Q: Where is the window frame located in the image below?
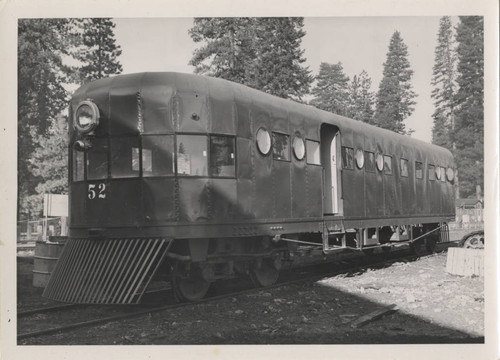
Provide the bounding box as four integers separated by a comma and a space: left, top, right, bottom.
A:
209, 134, 237, 178
400, 158, 409, 177
341, 146, 355, 170
383, 155, 393, 175
415, 161, 424, 180
305, 139, 321, 166
364, 151, 376, 173
428, 164, 436, 181
175, 133, 209, 178
141, 133, 176, 178
271, 131, 291, 162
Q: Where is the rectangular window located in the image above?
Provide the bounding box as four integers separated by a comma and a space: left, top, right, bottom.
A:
440, 166, 447, 182
306, 140, 321, 165
87, 137, 108, 180
110, 137, 140, 178
341, 146, 354, 169
384, 155, 392, 175
365, 151, 375, 172
72, 149, 84, 182
428, 164, 436, 180
415, 161, 423, 179
272, 132, 290, 161
177, 135, 208, 176
400, 158, 409, 177
210, 136, 236, 177
142, 135, 175, 177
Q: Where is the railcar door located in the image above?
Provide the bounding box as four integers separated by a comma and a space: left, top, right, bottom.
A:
330, 135, 338, 213
320, 124, 341, 215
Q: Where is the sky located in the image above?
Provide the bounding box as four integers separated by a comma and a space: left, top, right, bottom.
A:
112, 17, 455, 143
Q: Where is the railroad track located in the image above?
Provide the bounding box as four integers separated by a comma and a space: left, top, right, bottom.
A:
18, 243, 454, 343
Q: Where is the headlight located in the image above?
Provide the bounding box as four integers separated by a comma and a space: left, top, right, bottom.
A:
74, 100, 100, 133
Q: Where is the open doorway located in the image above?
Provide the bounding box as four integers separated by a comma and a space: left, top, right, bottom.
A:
320, 124, 341, 215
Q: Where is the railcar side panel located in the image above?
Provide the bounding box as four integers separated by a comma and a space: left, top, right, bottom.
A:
273, 161, 292, 219
208, 78, 236, 135
291, 151, 307, 218
109, 74, 143, 136
177, 178, 210, 223
141, 74, 176, 134
384, 139, 399, 216
107, 180, 142, 227
142, 178, 177, 222
363, 135, 378, 218
70, 182, 87, 226
211, 179, 238, 220
236, 138, 255, 219
306, 165, 323, 217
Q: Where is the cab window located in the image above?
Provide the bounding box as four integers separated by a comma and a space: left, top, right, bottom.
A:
87, 137, 108, 180
177, 135, 208, 176
210, 136, 236, 177
142, 135, 175, 177
72, 149, 84, 182
110, 137, 140, 178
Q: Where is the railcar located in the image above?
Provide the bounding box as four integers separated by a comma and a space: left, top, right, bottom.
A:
43, 72, 456, 303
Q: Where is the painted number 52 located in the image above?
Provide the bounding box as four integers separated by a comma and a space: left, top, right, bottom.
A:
88, 183, 106, 200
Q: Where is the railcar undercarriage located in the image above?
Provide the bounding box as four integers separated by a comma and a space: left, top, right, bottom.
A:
43, 222, 449, 304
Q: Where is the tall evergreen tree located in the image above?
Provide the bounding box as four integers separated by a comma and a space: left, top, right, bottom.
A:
431, 16, 457, 149
453, 16, 484, 198
189, 17, 312, 100
18, 19, 74, 219
373, 31, 417, 135
347, 70, 374, 123
310, 62, 350, 116
24, 116, 69, 218
75, 18, 123, 82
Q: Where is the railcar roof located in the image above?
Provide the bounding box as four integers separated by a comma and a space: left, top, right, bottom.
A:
73, 72, 452, 158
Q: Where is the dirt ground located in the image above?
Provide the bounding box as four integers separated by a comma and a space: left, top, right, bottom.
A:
18, 245, 484, 345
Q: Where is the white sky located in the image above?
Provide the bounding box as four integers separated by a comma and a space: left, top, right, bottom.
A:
113, 17, 456, 143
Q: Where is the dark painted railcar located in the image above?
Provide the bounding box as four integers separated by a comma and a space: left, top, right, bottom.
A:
44, 72, 455, 303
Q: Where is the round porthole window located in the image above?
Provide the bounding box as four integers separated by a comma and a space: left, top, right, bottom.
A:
292, 136, 305, 160
376, 153, 384, 171
446, 167, 454, 181
355, 149, 364, 169
256, 127, 271, 155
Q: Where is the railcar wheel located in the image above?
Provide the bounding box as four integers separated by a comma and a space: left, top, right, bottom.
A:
425, 238, 437, 253
410, 239, 425, 256
250, 258, 280, 287
459, 231, 484, 249
171, 263, 211, 302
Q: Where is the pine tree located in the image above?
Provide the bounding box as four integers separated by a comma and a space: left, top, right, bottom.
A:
75, 18, 123, 82
189, 17, 312, 100
18, 19, 74, 219
347, 70, 374, 123
431, 17, 457, 149
24, 116, 69, 218
453, 16, 484, 198
373, 31, 417, 134
310, 62, 350, 116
